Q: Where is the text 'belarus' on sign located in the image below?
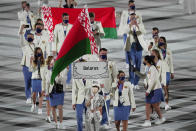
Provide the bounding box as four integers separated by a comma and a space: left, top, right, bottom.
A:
73, 61, 109, 79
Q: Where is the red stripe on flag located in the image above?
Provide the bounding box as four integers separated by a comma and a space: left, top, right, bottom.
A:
50, 7, 116, 29
56, 19, 89, 61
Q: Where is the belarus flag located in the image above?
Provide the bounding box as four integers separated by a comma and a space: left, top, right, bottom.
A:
42, 7, 117, 41
50, 8, 95, 84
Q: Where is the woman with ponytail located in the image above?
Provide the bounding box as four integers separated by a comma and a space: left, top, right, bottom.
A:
43, 56, 54, 123
158, 37, 174, 111
141, 55, 165, 127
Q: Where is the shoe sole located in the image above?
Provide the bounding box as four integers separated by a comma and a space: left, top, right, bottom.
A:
141, 125, 151, 127
155, 120, 166, 125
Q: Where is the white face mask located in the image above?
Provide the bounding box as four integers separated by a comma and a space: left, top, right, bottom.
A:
129, 10, 135, 15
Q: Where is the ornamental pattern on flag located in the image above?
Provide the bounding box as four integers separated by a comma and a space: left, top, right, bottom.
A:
78, 8, 98, 54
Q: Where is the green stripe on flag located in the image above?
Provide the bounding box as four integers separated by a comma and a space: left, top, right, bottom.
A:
51, 38, 91, 84
103, 28, 117, 39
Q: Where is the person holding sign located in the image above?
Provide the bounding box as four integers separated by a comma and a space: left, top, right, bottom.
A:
111, 70, 136, 131
98, 48, 118, 129
72, 58, 93, 131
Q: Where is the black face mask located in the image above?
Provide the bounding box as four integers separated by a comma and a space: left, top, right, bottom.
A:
27, 37, 34, 43
36, 28, 42, 33
150, 55, 155, 60
119, 76, 125, 81
63, 20, 69, 24
100, 55, 107, 60
143, 62, 146, 66
130, 5, 135, 10
36, 53, 42, 57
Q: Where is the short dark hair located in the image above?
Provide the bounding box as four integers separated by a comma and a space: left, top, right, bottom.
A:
144, 55, 156, 67
89, 12, 95, 18
159, 36, 166, 43
27, 32, 34, 36
92, 85, 99, 89
99, 48, 107, 53
128, 0, 135, 4
26, 3, 30, 7
35, 23, 43, 27
22, 1, 27, 5
152, 27, 159, 33
130, 13, 136, 15
117, 70, 125, 78
37, 18, 42, 22
118, 70, 124, 75
62, 13, 69, 17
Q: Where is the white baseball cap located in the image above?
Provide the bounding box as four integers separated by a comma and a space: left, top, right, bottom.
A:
92, 80, 100, 88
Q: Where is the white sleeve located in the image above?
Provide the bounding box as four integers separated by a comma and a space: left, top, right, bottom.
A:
18, 11, 25, 21
137, 13, 146, 34
111, 62, 118, 83
98, 22, 105, 37
118, 11, 130, 36
72, 79, 77, 105
169, 50, 174, 74
19, 33, 26, 48
52, 26, 58, 52
128, 83, 136, 108
138, 34, 148, 52
41, 67, 46, 92
146, 68, 156, 93
45, 34, 50, 56
157, 61, 162, 81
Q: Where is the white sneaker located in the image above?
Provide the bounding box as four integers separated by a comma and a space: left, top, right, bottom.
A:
102, 124, 111, 129
155, 117, 166, 125
165, 104, 171, 111
150, 112, 159, 120
46, 116, 51, 123
135, 85, 140, 90
142, 120, 151, 127
126, 64, 129, 69
38, 108, 42, 115
26, 98, 31, 104
54, 122, 58, 129
31, 104, 36, 112
59, 122, 65, 129
160, 102, 165, 109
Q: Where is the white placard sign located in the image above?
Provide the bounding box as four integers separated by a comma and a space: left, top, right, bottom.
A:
73, 61, 109, 79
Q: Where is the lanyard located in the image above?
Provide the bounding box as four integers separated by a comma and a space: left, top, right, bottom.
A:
118, 82, 124, 92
